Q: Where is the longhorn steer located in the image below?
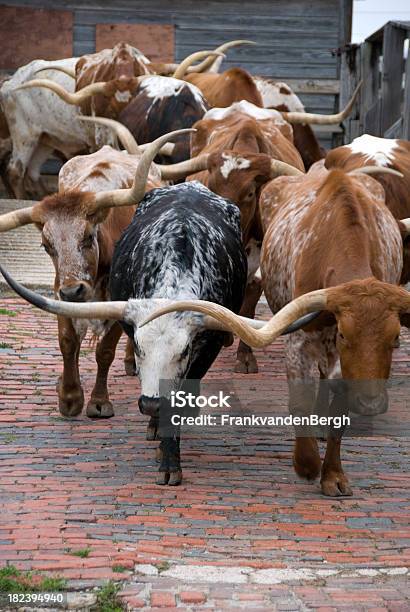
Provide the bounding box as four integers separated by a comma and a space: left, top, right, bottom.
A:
118, 76, 208, 164
161, 100, 305, 373
0, 130, 184, 418
254, 77, 326, 170
1, 180, 248, 486
143, 164, 410, 496
177, 66, 263, 108
172, 93, 360, 368
0, 58, 123, 198
74, 42, 151, 118
326, 134, 410, 283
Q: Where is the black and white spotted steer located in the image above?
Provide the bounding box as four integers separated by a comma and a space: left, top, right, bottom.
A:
1, 181, 247, 486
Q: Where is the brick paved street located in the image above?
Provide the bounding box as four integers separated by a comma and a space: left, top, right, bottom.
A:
0, 298, 409, 610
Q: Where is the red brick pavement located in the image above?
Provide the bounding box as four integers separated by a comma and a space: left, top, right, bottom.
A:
0, 298, 409, 610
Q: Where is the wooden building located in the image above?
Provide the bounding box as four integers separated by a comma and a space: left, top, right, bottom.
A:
0, 0, 353, 147
340, 21, 410, 143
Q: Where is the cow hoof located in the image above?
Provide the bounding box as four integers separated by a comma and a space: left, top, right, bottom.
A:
321, 472, 353, 497
155, 446, 163, 463
146, 418, 159, 441
234, 353, 258, 374
156, 471, 169, 485
156, 471, 182, 486
86, 399, 115, 419
168, 471, 182, 486
57, 380, 84, 417
124, 359, 136, 376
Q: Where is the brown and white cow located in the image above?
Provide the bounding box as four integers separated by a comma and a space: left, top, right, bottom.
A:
0, 129, 188, 419
325, 134, 410, 283
73, 43, 151, 117
143, 163, 410, 496
254, 77, 326, 170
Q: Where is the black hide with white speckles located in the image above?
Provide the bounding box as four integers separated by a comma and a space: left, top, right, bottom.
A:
110, 181, 247, 379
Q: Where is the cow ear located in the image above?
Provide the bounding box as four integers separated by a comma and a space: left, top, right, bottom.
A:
254, 154, 275, 184
207, 152, 221, 171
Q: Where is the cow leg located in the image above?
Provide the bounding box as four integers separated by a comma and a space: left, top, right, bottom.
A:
6, 138, 39, 199
320, 389, 352, 496
147, 416, 159, 441
57, 316, 84, 417
124, 336, 136, 376
235, 277, 262, 374
286, 331, 322, 480
156, 432, 182, 486
87, 322, 122, 419
25, 144, 55, 198
321, 437, 352, 496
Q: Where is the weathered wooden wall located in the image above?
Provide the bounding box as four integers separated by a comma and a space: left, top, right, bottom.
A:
1, 0, 352, 147
95, 24, 174, 63
0, 5, 73, 69
340, 21, 410, 142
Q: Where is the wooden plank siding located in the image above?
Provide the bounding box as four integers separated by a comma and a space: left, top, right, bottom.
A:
340, 20, 410, 142
95, 24, 174, 63
0, 5, 73, 69
1, 0, 352, 147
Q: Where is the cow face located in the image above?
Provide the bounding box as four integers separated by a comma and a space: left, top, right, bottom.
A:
75, 42, 151, 117
327, 282, 405, 415
207, 151, 272, 236
123, 301, 201, 416
35, 192, 109, 302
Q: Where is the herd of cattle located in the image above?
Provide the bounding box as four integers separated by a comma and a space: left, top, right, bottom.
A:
1, 40, 410, 495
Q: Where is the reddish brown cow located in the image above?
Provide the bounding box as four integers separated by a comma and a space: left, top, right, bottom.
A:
177, 67, 263, 108
143, 163, 410, 496
0, 130, 183, 418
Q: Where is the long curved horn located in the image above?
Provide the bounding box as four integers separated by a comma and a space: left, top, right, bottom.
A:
281, 81, 362, 125
201, 310, 320, 333
34, 65, 76, 78
270, 160, 305, 178
348, 166, 404, 179
192, 40, 256, 73
78, 115, 140, 154
16, 78, 111, 105
149, 142, 175, 156
0, 265, 127, 320
140, 290, 327, 348
93, 128, 196, 210
173, 51, 225, 80
151, 40, 255, 75
157, 154, 210, 180
0, 206, 35, 232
